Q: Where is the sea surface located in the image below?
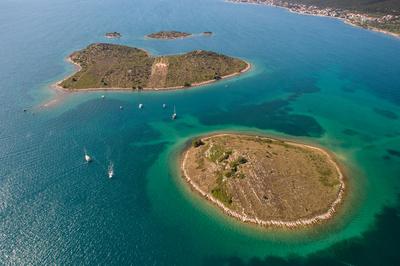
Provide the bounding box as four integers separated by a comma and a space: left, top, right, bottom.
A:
1, 0, 400, 265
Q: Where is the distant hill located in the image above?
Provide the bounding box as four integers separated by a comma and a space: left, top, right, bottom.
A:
285, 0, 400, 14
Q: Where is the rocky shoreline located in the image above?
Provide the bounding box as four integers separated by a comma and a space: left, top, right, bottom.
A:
181, 133, 346, 228
57, 43, 250, 90
54, 54, 251, 92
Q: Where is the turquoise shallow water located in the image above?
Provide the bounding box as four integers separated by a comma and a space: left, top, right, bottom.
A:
1, 0, 400, 265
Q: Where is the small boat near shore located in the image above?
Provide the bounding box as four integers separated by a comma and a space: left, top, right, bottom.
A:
139, 103, 144, 109
171, 105, 177, 120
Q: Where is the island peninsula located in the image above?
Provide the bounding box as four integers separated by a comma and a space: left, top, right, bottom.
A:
181, 133, 346, 228
57, 43, 250, 91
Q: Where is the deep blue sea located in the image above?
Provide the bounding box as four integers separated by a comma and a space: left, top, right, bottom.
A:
1, 0, 400, 265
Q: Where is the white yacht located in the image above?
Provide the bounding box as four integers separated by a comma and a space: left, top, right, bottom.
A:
171, 106, 177, 120
138, 103, 144, 109
108, 162, 114, 178
85, 153, 92, 163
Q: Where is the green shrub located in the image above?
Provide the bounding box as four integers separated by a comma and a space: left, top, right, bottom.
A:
218, 152, 230, 162
211, 187, 232, 205
192, 138, 205, 148
224, 170, 233, 178
208, 145, 224, 162
238, 156, 247, 164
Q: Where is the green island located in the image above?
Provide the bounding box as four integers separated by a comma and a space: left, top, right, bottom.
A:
58, 43, 250, 90
181, 133, 346, 228
146, 31, 192, 39
104, 32, 121, 38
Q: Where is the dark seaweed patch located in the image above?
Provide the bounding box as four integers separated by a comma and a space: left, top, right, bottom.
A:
286, 86, 320, 102
201, 98, 324, 137
286, 85, 320, 94
201, 82, 325, 137
203, 195, 400, 266
341, 85, 356, 93
382, 155, 391, 160
374, 108, 398, 120
342, 129, 359, 136
387, 149, 400, 157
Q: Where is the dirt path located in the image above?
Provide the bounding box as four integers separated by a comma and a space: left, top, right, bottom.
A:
147, 57, 169, 88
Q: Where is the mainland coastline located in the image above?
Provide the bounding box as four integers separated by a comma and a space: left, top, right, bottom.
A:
180, 133, 346, 228
227, 0, 400, 38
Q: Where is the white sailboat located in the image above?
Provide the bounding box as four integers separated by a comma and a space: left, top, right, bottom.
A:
108, 162, 114, 178
171, 105, 177, 120
84, 150, 92, 163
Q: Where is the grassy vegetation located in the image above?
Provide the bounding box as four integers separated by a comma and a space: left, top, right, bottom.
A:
210, 170, 233, 205
221, 155, 247, 178
192, 138, 205, 148
165, 50, 248, 87
229, 156, 247, 172
146, 31, 191, 39
211, 186, 233, 205
184, 134, 344, 223
61, 43, 152, 89
307, 153, 339, 187
208, 145, 226, 162
60, 43, 248, 90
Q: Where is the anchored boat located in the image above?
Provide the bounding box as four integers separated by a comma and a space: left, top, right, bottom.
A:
108, 162, 114, 178
172, 105, 177, 120
84, 152, 92, 163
